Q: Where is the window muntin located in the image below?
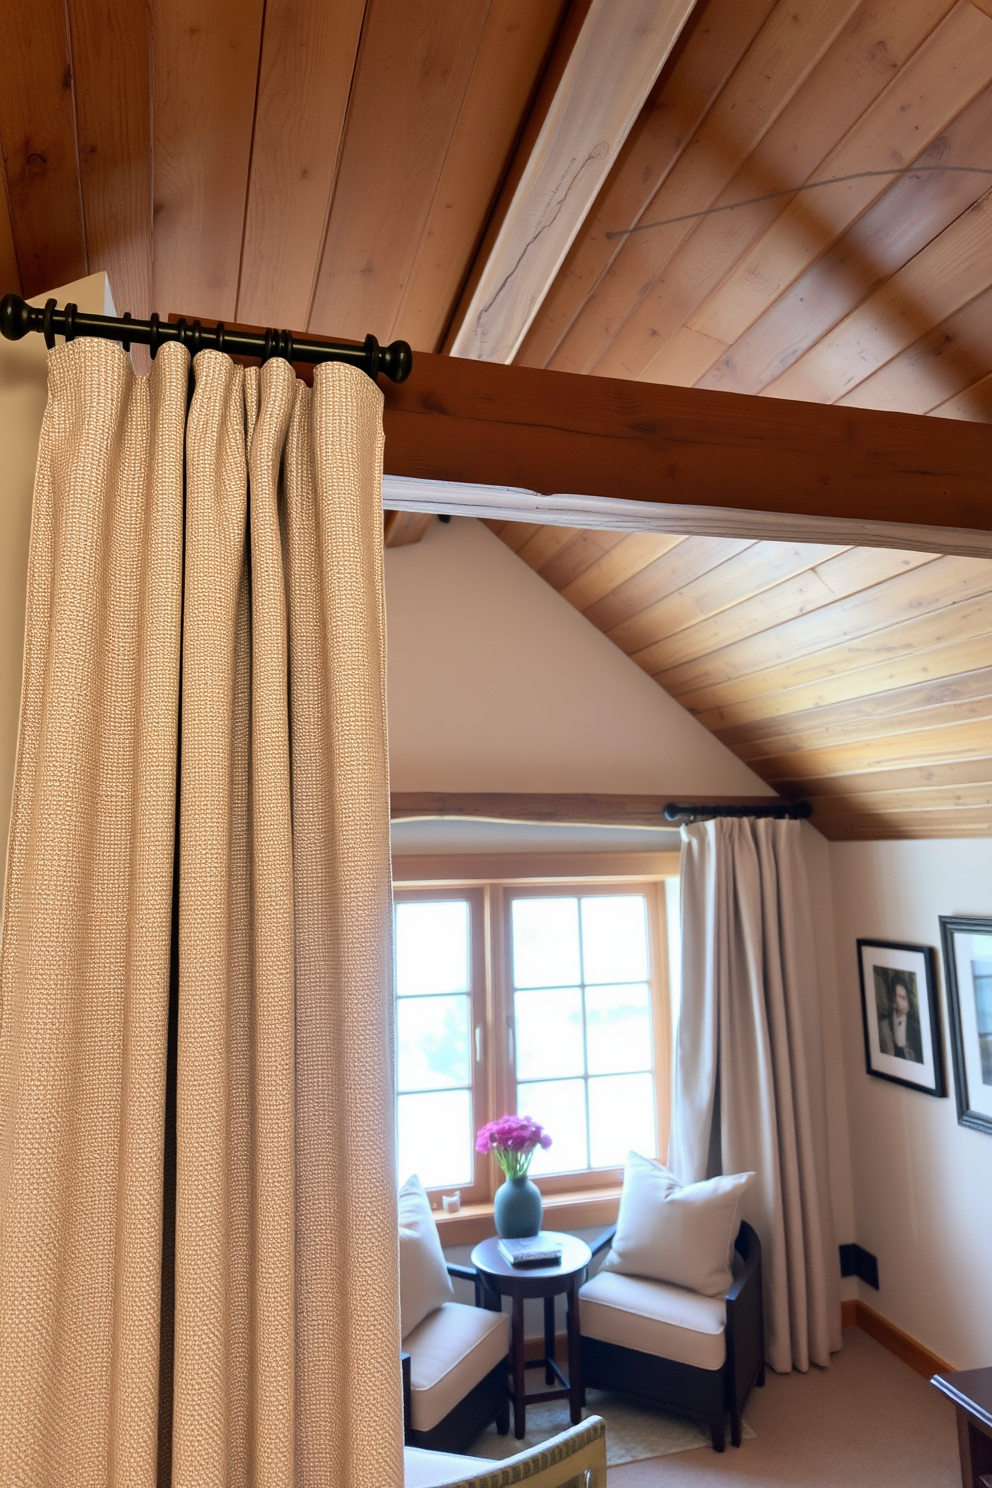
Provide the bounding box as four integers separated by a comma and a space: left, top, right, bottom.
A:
392, 875, 672, 1205
509, 892, 657, 1177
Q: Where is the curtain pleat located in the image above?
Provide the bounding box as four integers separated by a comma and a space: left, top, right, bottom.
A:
0, 339, 187, 1485
0, 341, 402, 1486
282, 365, 399, 1488
669, 817, 841, 1374
173, 353, 402, 1486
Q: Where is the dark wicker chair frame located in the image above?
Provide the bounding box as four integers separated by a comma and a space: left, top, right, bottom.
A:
580, 1219, 765, 1452
402, 1261, 510, 1454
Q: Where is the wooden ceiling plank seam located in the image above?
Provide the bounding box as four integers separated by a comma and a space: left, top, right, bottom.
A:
696, 76, 992, 398
306, 0, 492, 343
514, 0, 778, 371
0, 0, 86, 294
778, 756, 992, 797
754, 718, 992, 778
151, 0, 266, 321
596, 0, 960, 385
392, 0, 567, 352
835, 280, 992, 415
808, 783, 992, 810
694, 636, 992, 730
812, 810, 992, 841
556, 532, 689, 612
448, 0, 699, 364
685, 0, 992, 355
711, 662, 992, 746
68, 0, 153, 321
765, 185, 992, 405
930, 367, 992, 421
491, 520, 545, 555
628, 546, 943, 676
534, 527, 631, 591
650, 557, 992, 697
547, 0, 865, 377
734, 692, 992, 760
0, 133, 20, 297
514, 523, 585, 573
675, 598, 992, 717
598, 539, 850, 654
235, 0, 367, 329
582, 534, 754, 633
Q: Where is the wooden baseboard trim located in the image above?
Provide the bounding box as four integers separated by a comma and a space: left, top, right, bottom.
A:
843, 1299, 953, 1378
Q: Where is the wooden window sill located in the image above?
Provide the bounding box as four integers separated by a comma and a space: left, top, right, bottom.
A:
434, 1186, 621, 1248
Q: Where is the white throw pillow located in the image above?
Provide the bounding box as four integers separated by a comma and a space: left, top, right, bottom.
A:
399, 1174, 454, 1338
601, 1151, 754, 1298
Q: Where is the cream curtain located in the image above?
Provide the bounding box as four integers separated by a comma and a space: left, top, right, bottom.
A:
0, 339, 402, 1486
668, 818, 841, 1374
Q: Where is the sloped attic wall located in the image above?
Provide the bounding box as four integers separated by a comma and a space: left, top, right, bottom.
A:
383, 516, 775, 797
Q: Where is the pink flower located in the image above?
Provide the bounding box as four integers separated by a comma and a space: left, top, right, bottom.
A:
475, 1114, 552, 1177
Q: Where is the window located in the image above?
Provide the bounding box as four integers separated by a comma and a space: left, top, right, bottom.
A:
393, 861, 675, 1205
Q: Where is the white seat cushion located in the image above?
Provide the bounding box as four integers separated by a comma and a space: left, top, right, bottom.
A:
579, 1270, 726, 1371
405, 1302, 510, 1432
404, 1446, 490, 1487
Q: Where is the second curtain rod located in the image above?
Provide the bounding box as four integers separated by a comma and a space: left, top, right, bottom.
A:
0, 294, 413, 384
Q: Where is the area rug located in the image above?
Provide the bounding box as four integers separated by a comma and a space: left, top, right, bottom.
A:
468, 1390, 755, 1467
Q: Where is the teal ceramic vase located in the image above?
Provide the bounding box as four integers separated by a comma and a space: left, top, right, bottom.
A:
494, 1174, 543, 1238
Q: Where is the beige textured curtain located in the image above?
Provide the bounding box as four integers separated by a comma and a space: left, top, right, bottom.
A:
0, 340, 402, 1486
668, 818, 841, 1374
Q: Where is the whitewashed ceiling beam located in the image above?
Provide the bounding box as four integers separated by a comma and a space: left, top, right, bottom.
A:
448, 0, 699, 364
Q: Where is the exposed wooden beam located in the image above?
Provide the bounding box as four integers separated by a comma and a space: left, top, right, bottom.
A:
381, 350, 992, 545
390, 792, 779, 826
448, 0, 698, 364
173, 314, 992, 548
383, 511, 434, 548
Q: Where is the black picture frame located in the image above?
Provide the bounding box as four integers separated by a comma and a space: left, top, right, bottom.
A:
940, 916, 992, 1136
856, 938, 945, 1097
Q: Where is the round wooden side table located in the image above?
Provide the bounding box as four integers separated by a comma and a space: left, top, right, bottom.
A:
471, 1230, 592, 1439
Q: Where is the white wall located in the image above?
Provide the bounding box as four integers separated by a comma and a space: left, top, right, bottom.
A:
830, 837, 992, 1367
384, 516, 775, 796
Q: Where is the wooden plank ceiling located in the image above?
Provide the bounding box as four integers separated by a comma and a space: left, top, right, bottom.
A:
0, 0, 989, 839
484, 520, 992, 840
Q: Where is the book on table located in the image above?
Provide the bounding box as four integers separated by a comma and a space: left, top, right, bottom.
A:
498, 1236, 562, 1268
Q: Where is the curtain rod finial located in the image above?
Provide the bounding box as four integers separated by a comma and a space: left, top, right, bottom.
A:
0, 293, 31, 342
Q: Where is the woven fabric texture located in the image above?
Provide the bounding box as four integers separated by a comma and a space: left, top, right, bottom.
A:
0, 340, 401, 1487
0, 338, 187, 1484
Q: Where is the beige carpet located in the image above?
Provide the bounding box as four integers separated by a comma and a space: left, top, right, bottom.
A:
608, 1326, 961, 1486
469, 1389, 754, 1467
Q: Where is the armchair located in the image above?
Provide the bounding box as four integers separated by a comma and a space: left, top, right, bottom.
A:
405, 1414, 605, 1488
579, 1220, 764, 1452
402, 1259, 511, 1454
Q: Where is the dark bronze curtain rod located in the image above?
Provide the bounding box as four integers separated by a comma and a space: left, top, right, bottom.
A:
664, 801, 812, 823
0, 294, 413, 383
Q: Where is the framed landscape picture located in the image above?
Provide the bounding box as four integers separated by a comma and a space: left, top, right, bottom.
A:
940, 917, 992, 1135
857, 939, 945, 1097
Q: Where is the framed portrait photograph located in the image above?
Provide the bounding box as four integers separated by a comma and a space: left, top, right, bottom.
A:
939, 916, 992, 1135
857, 939, 945, 1097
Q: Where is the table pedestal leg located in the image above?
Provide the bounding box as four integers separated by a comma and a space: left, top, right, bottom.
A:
566, 1281, 583, 1424
544, 1295, 556, 1385
512, 1292, 527, 1439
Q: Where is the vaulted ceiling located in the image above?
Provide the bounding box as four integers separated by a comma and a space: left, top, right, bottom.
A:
484, 521, 992, 841
1, 0, 989, 840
